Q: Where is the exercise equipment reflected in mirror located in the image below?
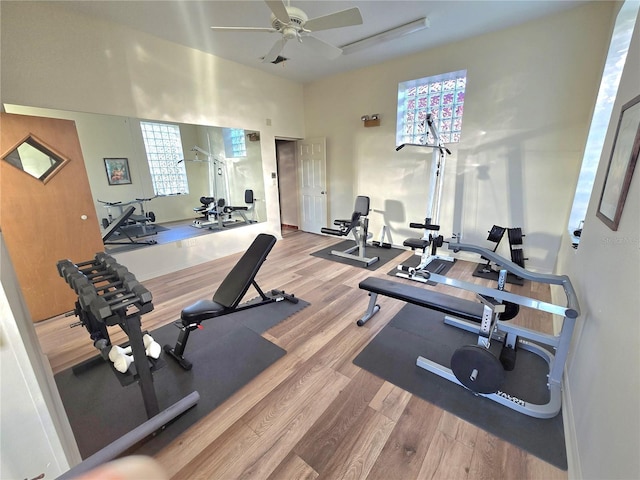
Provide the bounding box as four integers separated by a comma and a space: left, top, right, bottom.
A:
3, 104, 268, 250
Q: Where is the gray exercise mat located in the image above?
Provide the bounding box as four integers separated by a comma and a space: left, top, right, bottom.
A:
353, 303, 567, 470
311, 240, 405, 270
55, 298, 308, 459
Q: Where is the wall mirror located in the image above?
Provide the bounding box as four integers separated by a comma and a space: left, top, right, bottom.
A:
4, 105, 266, 251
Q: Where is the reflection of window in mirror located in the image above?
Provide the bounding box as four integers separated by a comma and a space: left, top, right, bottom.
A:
140, 121, 189, 195
223, 128, 247, 158
2, 136, 66, 183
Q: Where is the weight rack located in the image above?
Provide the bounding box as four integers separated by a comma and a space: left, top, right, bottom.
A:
56, 254, 199, 474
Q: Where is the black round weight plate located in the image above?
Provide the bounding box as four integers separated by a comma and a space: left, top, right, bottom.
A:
501, 301, 520, 321
487, 225, 506, 243
508, 228, 523, 245
102, 218, 110, 229
451, 345, 505, 394
511, 248, 525, 267
148, 211, 156, 223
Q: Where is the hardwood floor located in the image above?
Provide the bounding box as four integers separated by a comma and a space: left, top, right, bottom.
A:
36, 231, 568, 479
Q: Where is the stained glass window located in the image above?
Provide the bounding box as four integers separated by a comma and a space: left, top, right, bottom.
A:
140, 121, 189, 195
397, 69, 467, 146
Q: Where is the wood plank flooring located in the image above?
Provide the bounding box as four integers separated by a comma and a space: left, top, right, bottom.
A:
36, 230, 568, 479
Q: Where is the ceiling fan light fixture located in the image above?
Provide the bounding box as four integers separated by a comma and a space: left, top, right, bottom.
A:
341, 17, 430, 55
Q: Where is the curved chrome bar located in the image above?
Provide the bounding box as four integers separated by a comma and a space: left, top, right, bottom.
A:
446, 241, 580, 318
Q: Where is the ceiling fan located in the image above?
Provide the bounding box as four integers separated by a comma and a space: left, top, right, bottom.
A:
210, 0, 363, 63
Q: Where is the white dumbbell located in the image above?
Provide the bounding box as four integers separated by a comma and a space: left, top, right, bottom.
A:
122, 334, 161, 359
143, 334, 161, 359
108, 345, 134, 373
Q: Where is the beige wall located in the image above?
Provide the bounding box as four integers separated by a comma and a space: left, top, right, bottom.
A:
304, 2, 615, 272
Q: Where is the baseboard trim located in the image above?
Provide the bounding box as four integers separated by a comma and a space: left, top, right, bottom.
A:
281, 224, 298, 230
563, 376, 582, 479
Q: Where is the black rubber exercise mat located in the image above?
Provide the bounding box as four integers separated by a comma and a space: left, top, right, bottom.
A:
311, 240, 405, 270
55, 298, 308, 459
353, 303, 567, 470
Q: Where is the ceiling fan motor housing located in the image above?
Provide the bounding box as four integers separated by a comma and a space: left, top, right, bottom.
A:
271, 6, 308, 32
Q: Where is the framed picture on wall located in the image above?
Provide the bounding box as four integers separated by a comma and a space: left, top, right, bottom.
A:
596, 94, 640, 231
104, 157, 132, 185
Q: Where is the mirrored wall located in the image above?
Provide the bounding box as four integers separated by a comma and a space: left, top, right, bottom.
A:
4, 105, 267, 250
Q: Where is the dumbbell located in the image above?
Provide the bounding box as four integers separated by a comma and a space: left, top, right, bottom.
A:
76, 273, 142, 309
57, 253, 118, 282
84, 284, 153, 321
68, 263, 132, 293
79, 278, 152, 309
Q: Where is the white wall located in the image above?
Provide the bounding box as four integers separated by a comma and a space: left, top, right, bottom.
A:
0, 235, 80, 479
303, 2, 616, 272
555, 6, 640, 479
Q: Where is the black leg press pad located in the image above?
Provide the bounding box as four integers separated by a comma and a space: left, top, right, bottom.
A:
54, 297, 309, 460
353, 303, 567, 470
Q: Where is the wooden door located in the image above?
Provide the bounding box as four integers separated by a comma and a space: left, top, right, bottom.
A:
1, 113, 104, 322
297, 137, 327, 234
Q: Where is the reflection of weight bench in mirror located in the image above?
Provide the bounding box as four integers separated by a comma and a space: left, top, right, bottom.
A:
102, 206, 157, 246
321, 195, 379, 267
163, 233, 298, 370
99, 197, 157, 237
357, 241, 580, 419
56, 254, 199, 473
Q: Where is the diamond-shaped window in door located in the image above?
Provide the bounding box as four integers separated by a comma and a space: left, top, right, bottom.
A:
2, 135, 68, 183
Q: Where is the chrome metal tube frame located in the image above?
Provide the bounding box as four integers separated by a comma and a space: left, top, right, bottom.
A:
446, 242, 580, 318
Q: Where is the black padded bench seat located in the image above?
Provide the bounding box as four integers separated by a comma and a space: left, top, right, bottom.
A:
181, 300, 226, 324
403, 238, 429, 250
357, 276, 485, 325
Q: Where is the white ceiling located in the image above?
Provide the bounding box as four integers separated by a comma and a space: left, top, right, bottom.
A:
54, 0, 589, 84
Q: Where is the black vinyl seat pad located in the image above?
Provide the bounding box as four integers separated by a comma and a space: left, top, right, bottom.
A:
359, 277, 485, 322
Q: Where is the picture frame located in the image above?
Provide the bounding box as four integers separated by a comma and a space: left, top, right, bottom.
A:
596, 94, 640, 231
104, 157, 132, 185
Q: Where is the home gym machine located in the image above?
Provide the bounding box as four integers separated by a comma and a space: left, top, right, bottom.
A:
396, 114, 456, 282
56, 253, 199, 476
193, 190, 258, 230
321, 195, 379, 267
357, 240, 580, 419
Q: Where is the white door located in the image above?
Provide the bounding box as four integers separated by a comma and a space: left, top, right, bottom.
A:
297, 137, 327, 233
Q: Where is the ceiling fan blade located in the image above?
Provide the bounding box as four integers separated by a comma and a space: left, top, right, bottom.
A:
211, 26, 278, 33
301, 35, 343, 60
264, 0, 290, 23
304, 7, 363, 32
262, 38, 287, 63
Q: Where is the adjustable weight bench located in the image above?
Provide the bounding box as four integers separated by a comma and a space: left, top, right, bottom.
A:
163, 233, 297, 370
102, 205, 157, 246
